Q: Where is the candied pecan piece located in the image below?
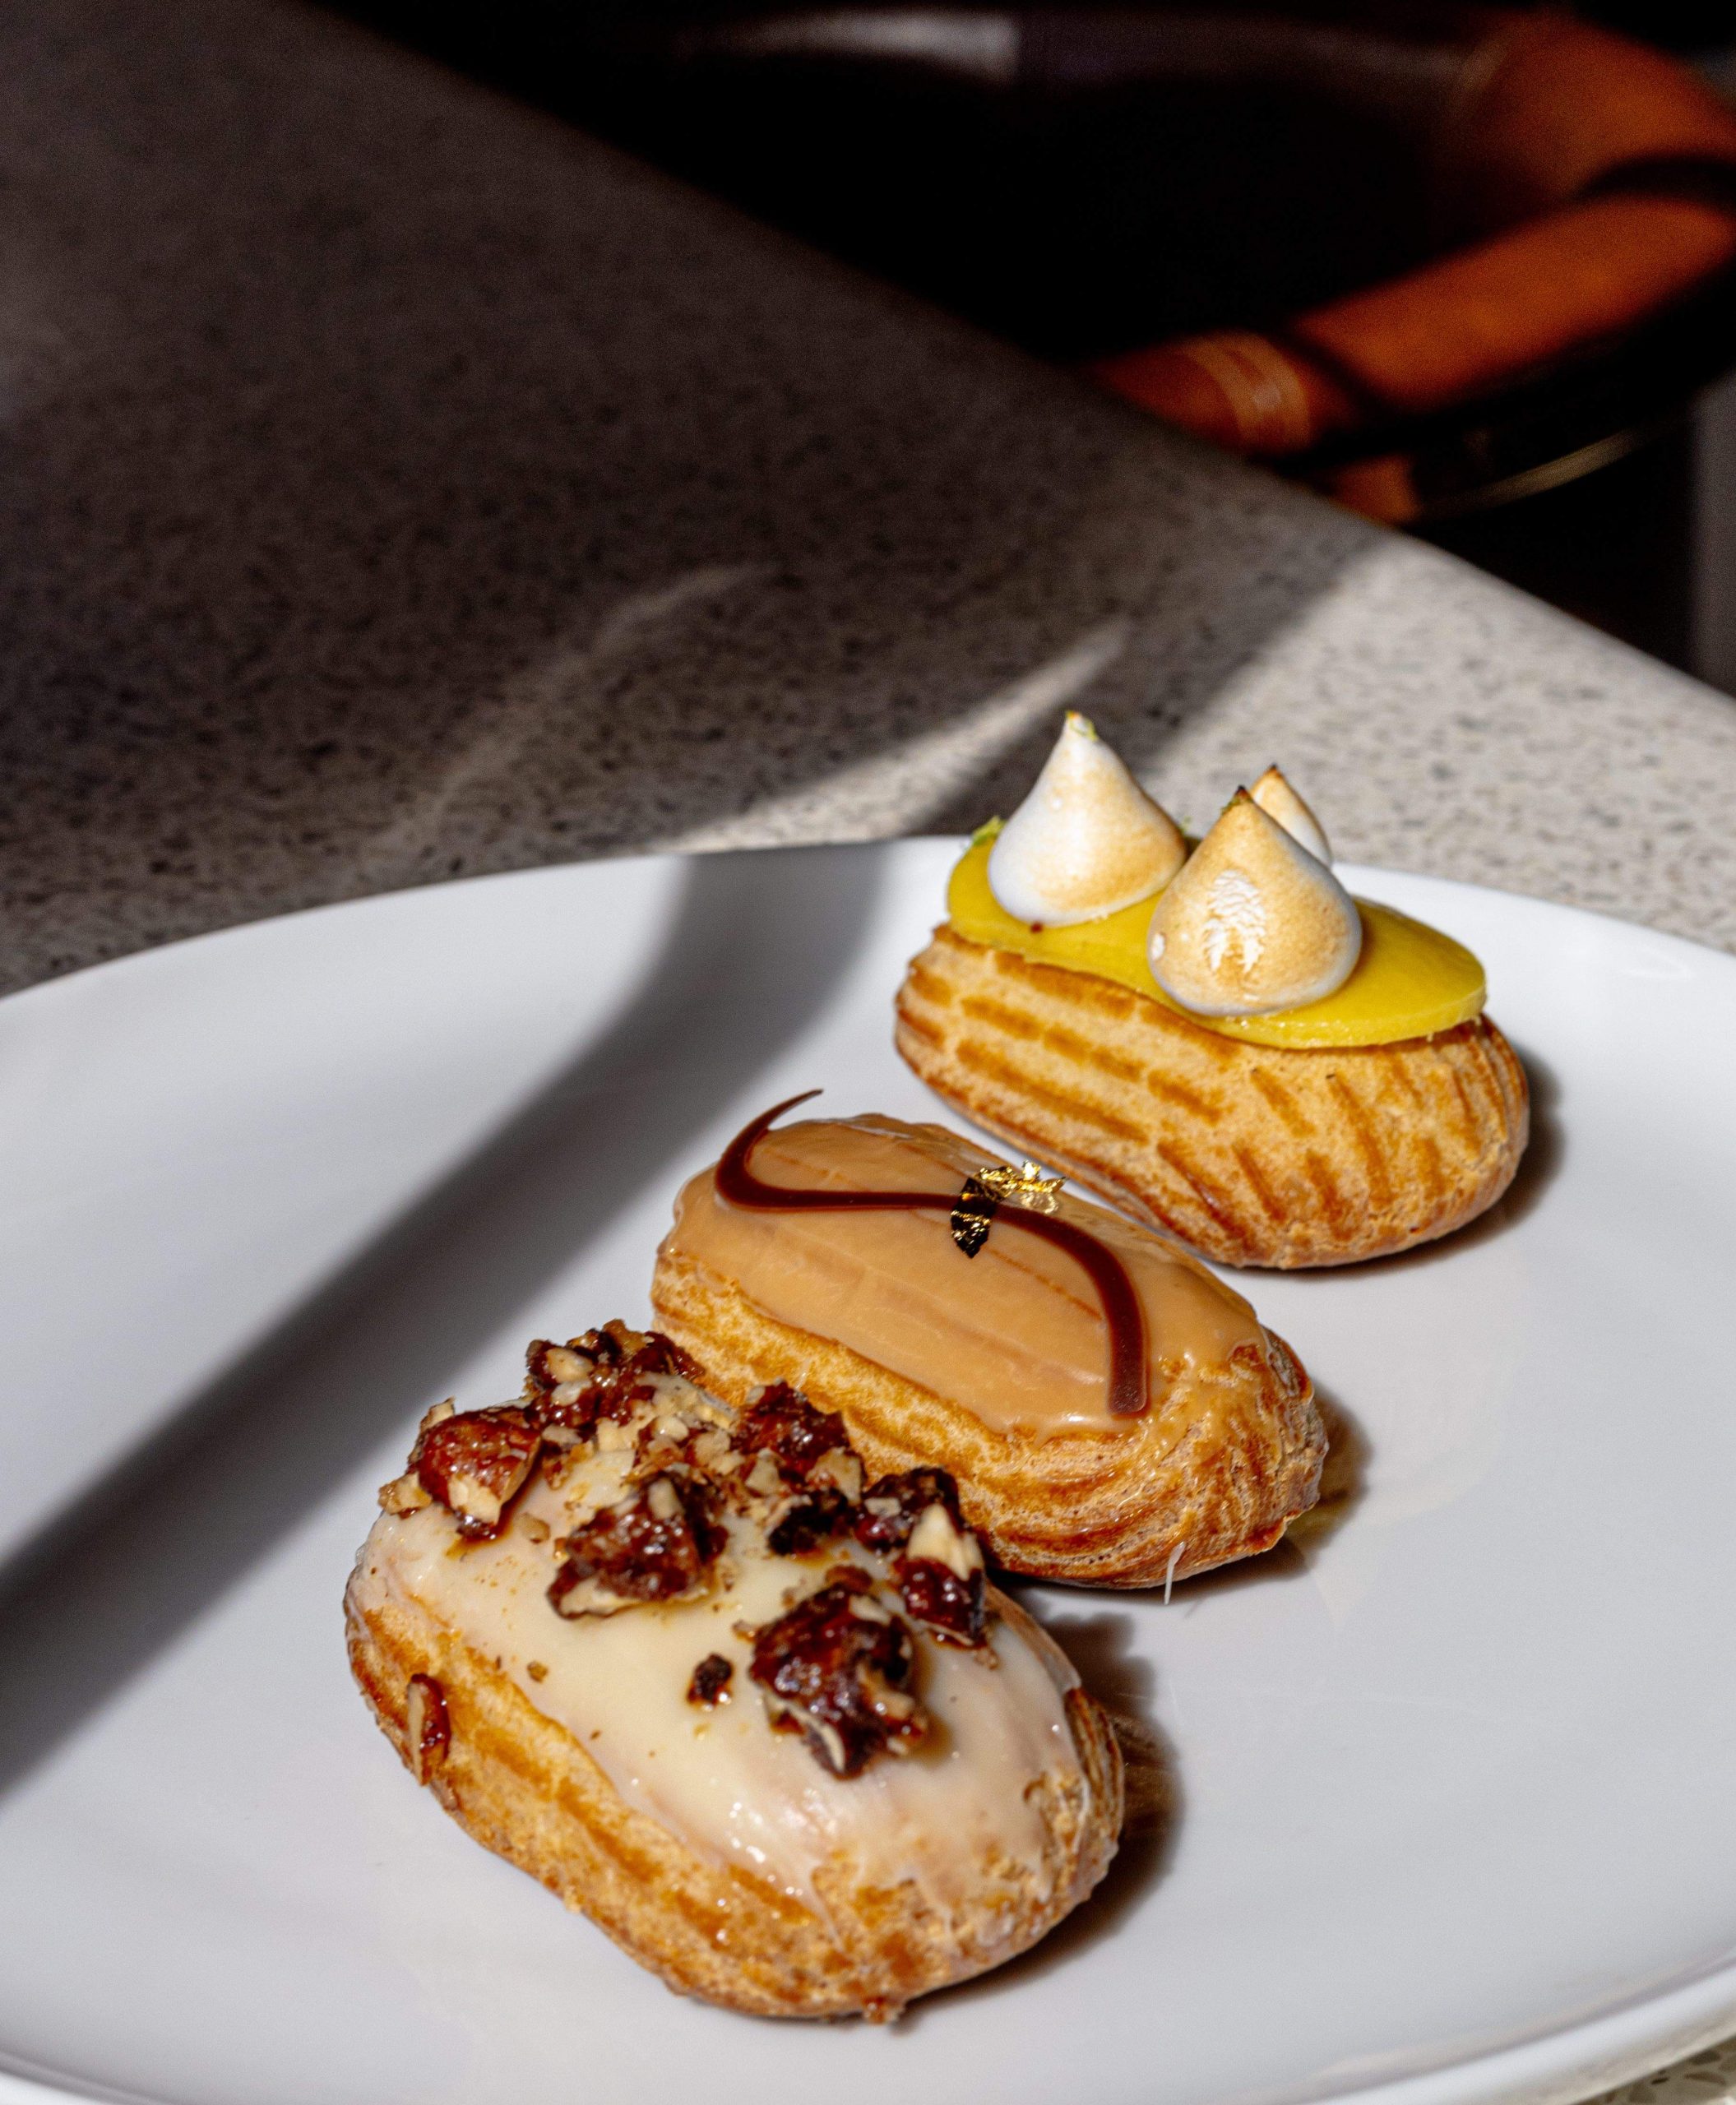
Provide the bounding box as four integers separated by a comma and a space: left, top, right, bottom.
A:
765, 1486, 853, 1557
634, 1407, 705, 1475
896, 1557, 988, 1647
853, 1466, 966, 1554
593, 1325, 703, 1402
525, 1339, 594, 1393
527, 1323, 703, 1436
377, 1469, 431, 1515
414, 1407, 540, 1538
687, 1654, 734, 1706
894, 1497, 987, 1645
523, 1331, 616, 1435
748, 1580, 926, 1776
548, 1472, 724, 1615
405, 1673, 450, 1783
734, 1384, 852, 1481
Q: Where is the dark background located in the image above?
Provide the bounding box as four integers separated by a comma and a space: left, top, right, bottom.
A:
322, 0, 1736, 689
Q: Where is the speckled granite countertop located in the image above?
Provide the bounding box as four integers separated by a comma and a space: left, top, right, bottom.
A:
2, 0, 1734, 1006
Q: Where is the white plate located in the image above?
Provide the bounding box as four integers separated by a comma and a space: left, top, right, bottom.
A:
3, 840, 1735, 2105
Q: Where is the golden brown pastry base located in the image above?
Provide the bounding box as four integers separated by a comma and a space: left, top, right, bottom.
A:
650, 1245, 1325, 1588
895, 927, 1528, 1270
345, 1576, 1121, 2020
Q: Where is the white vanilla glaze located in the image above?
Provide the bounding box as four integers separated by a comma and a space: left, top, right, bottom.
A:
661, 1117, 1271, 1435
1250, 765, 1333, 864
1146, 791, 1362, 1016
350, 1482, 1085, 1919
988, 711, 1185, 926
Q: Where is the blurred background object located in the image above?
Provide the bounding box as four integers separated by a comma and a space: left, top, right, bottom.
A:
329, 0, 1736, 682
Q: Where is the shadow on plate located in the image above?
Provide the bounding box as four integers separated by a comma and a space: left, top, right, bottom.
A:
922, 1386, 1366, 2015
1271, 1385, 1369, 1558
0, 845, 879, 1798
904, 1604, 1183, 2022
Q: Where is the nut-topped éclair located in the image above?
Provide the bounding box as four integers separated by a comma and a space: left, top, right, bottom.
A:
650, 1103, 1326, 1588
346, 1324, 1122, 2021
896, 721, 1528, 1268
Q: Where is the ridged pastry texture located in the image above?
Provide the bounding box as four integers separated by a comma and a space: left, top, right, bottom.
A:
651, 1242, 1325, 1589
895, 925, 1528, 1269
346, 1582, 1118, 2020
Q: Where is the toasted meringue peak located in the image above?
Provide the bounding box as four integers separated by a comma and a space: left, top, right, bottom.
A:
1146, 790, 1361, 1016
988, 712, 1186, 926
1250, 765, 1333, 865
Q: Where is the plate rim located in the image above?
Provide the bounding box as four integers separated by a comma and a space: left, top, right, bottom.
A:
2, 836, 1732, 1030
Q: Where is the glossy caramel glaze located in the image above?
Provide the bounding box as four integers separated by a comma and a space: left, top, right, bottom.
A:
670, 1114, 1261, 1436
714, 1092, 1149, 1416
653, 1115, 1326, 1586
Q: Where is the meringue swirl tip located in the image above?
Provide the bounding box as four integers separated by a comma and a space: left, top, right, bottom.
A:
987, 712, 1185, 928
1250, 765, 1333, 866
1146, 789, 1362, 1017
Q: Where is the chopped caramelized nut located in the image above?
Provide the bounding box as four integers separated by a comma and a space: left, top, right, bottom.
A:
635, 1415, 696, 1476
734, 1385, 850, 1480
807, 1449, 863, 1502
691, 1426, 734, 1470
405, 1673, 450, 1782
743, 1450, 785, 1499
526, 1340, 591, 1391
765, 1487, 853, 1557
687, 1653, 734, 1706
891, 1498, 988, 1641
377, 1470, 432, 1515
414, 1407, 541, 1538
896, 1556, 988, 1648
549, 1472, 724, 1616
905, 1497, 984, 1582
748, 1579, 926, 1776
525, 1660, 549, 1682
525, 1323, 703, 1437
854, 1467, 967, 1554
569, 1324, 627, 1367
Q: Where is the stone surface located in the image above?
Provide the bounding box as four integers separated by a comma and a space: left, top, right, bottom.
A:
1, 0, 1734, 998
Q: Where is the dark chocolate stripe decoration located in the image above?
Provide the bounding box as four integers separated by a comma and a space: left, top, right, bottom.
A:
714, 1093, 1149, 1418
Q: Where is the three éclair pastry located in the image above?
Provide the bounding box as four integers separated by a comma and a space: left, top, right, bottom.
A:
345, 1323, 1122, 2021
895, 716, 1528, 1267
650, 1099, 1326, 1587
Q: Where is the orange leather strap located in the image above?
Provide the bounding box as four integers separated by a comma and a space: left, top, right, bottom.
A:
1089, 13, 1736, 478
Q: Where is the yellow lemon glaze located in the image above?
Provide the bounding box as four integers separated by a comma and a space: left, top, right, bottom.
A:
947, 840, 1486, 1048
